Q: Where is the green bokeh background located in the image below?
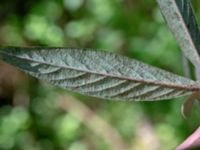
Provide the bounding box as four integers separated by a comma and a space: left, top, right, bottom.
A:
0, 0, 200, 150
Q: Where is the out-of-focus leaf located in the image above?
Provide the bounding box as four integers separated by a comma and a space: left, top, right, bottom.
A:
0, 47, 199, 101
176, 126, 200, 150
181, 92, 197, 118
157, 0, 200, 66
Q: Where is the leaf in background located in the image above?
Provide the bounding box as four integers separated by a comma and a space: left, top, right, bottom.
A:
157, 0, 200, 66
0, 47, 199, 101
181, 92, 197, 118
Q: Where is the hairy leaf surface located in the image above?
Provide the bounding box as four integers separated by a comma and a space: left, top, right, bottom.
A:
157, 0, 200, 66
0, 47, 199, 101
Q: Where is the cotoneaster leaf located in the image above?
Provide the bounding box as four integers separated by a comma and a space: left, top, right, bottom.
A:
157, 0, 200, 66
0, 47, 199, 101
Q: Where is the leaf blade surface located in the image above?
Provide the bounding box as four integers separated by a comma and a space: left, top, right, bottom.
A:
0, 47, 199, 101
157, 0, 200, 66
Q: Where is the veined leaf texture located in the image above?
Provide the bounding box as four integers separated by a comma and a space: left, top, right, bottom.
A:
0, 47, 199, 101
157, 0, 200, 66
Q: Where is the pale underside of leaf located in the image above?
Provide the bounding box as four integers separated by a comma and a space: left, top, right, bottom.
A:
0, 47, 199, 101
157, 0, 200, 66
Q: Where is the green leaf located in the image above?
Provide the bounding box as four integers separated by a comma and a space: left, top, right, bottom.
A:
0, 47, 199, 101
157, 0, 200, 66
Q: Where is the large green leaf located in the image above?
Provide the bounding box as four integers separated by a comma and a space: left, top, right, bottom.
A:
157, 0, 200, 66
0, 47, 199, 101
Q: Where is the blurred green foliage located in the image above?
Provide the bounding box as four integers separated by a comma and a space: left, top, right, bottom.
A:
0, 0, 200, 150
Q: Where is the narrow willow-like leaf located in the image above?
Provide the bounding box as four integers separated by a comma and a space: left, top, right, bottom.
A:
0, 47, 199, 101
157, 0, 200, 66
